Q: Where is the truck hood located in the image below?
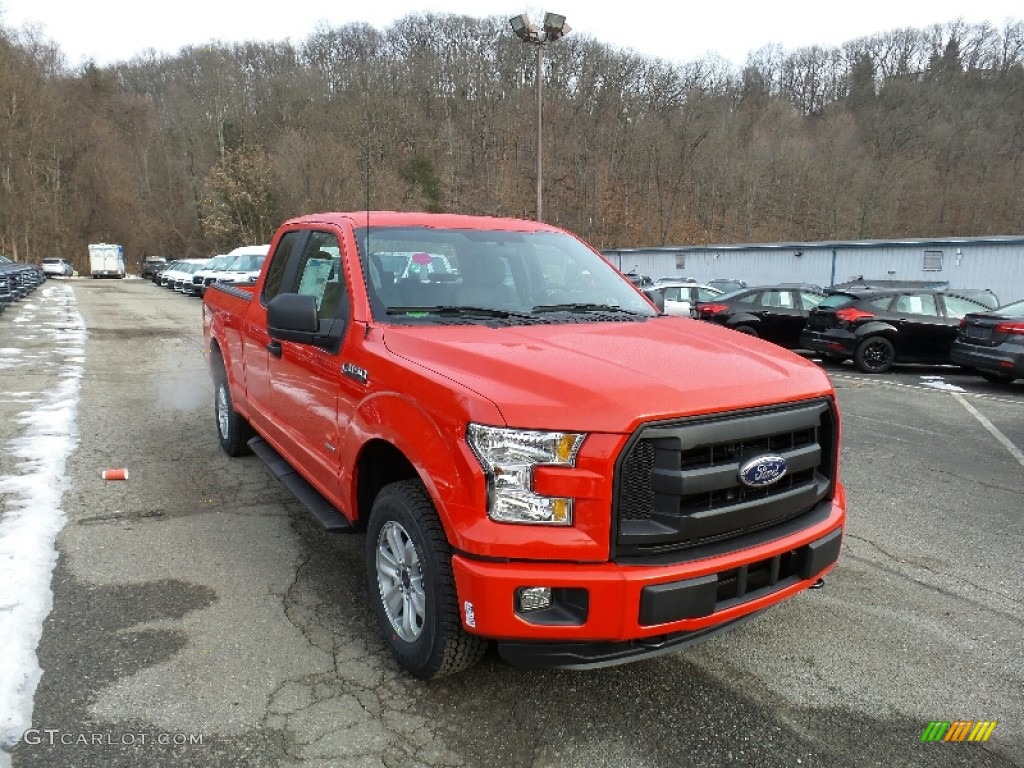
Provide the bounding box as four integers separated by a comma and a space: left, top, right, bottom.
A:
381, 317, 833, 433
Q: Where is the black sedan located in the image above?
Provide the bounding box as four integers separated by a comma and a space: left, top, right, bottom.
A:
950, 298, 1024, 384
800, 288, 996, 373
692, 284, 826, 349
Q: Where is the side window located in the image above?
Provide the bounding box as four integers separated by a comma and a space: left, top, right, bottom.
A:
758, 290, 794, 308
295, 231, 345, 322
895, 293, 938, 316
943, 294, 988, 320
663, 287, 682, 301
867, 295, 895, 311
732, 291, 757, 305
262, 231, 302, 303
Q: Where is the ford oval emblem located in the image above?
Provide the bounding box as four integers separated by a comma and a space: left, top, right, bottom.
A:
738, 455, 788, 488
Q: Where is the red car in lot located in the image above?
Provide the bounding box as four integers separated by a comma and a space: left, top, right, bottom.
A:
203, 211, 846, 678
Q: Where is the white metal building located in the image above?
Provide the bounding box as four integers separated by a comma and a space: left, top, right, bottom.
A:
601, 236, 1024, 305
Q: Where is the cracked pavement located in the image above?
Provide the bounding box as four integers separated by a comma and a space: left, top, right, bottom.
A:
3, 280, 1022, 767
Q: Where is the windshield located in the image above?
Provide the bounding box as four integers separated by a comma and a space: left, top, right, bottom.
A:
817, 293, 858, 309
994, 298, 1024, 316
356, 227, 658, 325
202, 256, 231, 270
227, 255, 265, 272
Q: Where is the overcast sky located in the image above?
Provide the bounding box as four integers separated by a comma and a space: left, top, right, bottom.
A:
1, 0, 1021, 68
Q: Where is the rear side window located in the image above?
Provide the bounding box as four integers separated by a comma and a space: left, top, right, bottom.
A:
943, 294, 990, 319
696, 287, 721, 301
800, 291, 825, 308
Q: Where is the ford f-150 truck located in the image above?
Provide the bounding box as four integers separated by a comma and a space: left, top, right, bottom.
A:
202, 211, 845, 679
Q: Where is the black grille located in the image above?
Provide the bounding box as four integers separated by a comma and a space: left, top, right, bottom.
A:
715, 550, 801, 607
614, 399, 837, 559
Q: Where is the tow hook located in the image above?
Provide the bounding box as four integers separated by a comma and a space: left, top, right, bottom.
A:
809, 578, 825, 590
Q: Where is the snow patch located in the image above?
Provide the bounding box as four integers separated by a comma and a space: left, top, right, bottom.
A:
0, 285, 84, 762
919, 375, 966, 392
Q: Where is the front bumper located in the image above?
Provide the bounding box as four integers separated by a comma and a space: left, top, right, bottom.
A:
452, 496, 844, 666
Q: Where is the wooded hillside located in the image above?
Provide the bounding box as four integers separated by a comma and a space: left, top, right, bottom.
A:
1, 15, 1022, 268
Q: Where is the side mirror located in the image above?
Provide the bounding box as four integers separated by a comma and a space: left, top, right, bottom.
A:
644, 288, 665, 313
268, 293, 319, 343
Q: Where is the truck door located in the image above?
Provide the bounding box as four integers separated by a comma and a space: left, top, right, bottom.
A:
267, 229, 352, 501
241, 230, 303, 441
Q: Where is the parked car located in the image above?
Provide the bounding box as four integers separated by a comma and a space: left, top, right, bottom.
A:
191, 254, 233, 296
950, 298, 1024, 384
693, 284, 827, 348
655, 279, 724, 317
0, 255, 44, 297
173, 261, 209, 292
622, 271, 655, 289
707, 278, 748, 294
203, 209, 846, 679
41, 257, 74, 277
159, 259, 204, 290
215, 245, 271, 284
800, 287, 997, 373
140, 256, 168, 279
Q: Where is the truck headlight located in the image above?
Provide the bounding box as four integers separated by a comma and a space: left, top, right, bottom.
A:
467, 424, 585, 525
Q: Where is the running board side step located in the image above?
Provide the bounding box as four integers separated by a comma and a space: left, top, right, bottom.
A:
248, 436, 353, 533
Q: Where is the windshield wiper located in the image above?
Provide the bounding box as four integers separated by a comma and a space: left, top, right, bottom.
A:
531, 303, 643, 315
386, 305, 536, 320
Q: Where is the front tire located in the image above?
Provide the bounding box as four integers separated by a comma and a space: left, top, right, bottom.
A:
212, 356, 253, 456
366, 480, 487, 679
854, 336, 895, 373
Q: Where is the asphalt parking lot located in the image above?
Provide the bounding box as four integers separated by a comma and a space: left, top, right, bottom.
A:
2, 279, 1022, 768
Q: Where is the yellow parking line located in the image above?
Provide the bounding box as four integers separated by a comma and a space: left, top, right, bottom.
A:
953, 393, 1024, 469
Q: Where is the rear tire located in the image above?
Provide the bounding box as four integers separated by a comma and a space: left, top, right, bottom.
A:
366, 480, 487, 679
733, 325, 758, 336
854, 336, 895, 373
212, 355, 253, 456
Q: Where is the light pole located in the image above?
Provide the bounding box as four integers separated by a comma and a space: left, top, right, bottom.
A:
510, 12, 571, 222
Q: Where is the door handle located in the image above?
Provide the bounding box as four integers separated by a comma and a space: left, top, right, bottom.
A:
267, 340, 282, 358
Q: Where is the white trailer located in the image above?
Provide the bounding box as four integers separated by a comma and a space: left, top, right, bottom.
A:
88, 243, 126, 278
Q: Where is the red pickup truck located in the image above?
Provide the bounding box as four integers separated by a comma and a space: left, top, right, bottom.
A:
202, 212, 845, 679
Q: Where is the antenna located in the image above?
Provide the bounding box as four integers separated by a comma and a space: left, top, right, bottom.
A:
362, 51, 372, 257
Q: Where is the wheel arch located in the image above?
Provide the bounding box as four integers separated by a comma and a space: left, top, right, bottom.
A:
853, 321, 899, 343
344, 394, 487, 547
354, 439, 419, 532
727, 312, 760, 328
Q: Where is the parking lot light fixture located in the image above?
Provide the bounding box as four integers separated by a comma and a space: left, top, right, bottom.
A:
509, 11, 571, 222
